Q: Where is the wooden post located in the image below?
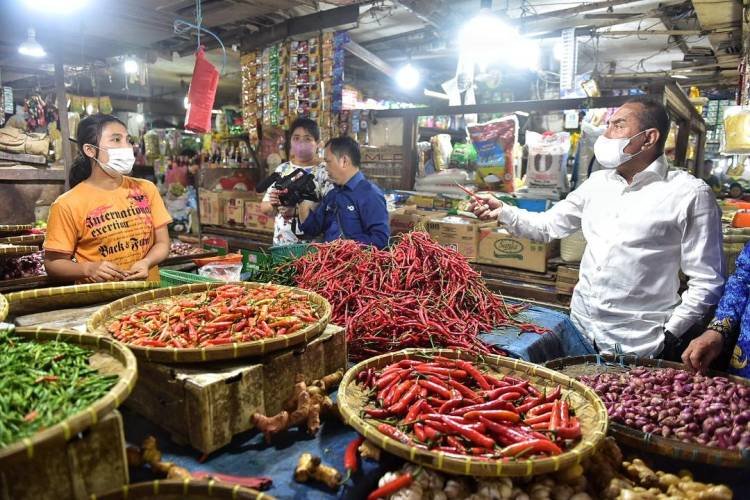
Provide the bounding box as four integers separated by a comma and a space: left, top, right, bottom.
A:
400, 115, 417, 190
54, 53, 72, 191
674, 120, 690, 168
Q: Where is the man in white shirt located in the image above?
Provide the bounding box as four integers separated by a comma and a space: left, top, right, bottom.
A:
472, 98, 725, 361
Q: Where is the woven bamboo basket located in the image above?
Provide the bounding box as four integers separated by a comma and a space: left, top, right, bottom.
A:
545, 354, 750, 468
0, 325, 137, 466
86, 282, 331, 363
92, 480, 273, 500
0, 293, 7, 322
5, 281, 158, 317
0, 233, 44, 246
338, 349, 608, 477
0, 224, 32, 235
0, 244, 39, 257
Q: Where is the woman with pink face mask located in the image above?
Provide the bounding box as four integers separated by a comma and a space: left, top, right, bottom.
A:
260, 117, 331, 245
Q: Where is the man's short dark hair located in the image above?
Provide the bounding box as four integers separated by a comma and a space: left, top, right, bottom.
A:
625, 97, 671, 152
288, 117, 320, 142
326, 136, 361, 167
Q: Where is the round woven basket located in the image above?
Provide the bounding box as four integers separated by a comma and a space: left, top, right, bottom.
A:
91, 479, 272, 500
0, 326, 137, 466
0, 234, 44, 246
6, 281, 158, 317
545, 354, 750, 468
0, 293, 7, 322
338, 348, 608, 477
87, 282, 331, 363
0, 224, 32, 235
0, 244, 39, 258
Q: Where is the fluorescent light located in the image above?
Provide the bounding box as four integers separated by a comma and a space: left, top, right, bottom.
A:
672, 74, 689, 79
123, 58, 138, 74
23, 0, 88, 11
458, 10, 539, 71
18, 28, 46, 58
183, 96, 189, 109
424, 89, 450, 100
211, 109, 223, 114
395, 64, 420, 90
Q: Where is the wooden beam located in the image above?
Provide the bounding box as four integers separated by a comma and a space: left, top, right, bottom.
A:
240, 4, 359, 51
54, 54, 73, 191
344, 40, 395, 77
519, 0, 646, 24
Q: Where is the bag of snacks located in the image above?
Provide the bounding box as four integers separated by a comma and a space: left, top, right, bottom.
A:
468, 115, 518, 192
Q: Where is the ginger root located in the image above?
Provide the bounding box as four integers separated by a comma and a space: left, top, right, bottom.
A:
128, 436, 195, 481
254, 372, 340, 442
623, 460, 659, 489
359, 440, 382, 461
294, 453, 340, 490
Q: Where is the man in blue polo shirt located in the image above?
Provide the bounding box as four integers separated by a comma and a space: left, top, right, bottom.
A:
298, 136, 389, 249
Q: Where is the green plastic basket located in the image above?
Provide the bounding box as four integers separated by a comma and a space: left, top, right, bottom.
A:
269, 243, 312, 262
159, 269, 221, 288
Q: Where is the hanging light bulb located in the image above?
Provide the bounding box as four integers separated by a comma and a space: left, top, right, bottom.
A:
18, 28, 46, 58
395, 64, 420, 90
123, 57, 138, 74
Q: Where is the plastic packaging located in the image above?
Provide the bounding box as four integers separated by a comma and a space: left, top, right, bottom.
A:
525, 131, 571, 195
467, 115, 518, 192
198, 262, 243, 282
723, 106, 750, 154
185, 46, 220, 133
431, 134, 453, 171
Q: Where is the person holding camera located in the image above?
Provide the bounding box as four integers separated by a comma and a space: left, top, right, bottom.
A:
298, 136, 389, 249
260, 117, 331, 245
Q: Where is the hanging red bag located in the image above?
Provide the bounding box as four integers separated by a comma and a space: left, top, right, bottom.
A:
185, 46, 219, 133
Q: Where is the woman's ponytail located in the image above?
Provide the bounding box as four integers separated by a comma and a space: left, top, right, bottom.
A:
67, 113, 127, 189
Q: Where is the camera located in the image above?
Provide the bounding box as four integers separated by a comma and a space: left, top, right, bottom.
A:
256, 168, 319, 206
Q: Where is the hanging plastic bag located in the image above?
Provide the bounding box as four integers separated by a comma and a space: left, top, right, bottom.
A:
185, 46, 220, 133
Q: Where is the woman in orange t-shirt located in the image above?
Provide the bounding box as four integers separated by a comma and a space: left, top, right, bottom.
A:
44, 114, 172, 283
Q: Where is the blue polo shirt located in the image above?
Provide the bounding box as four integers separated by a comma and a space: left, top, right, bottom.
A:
299, 171, 390, 249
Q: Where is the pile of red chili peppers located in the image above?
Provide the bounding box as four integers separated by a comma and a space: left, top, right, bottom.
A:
357, 356, 582, 459
107, 284, 320, 348
287, 232, 543, 360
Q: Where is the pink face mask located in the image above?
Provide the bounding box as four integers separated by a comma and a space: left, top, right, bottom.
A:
291, 141, 316, 162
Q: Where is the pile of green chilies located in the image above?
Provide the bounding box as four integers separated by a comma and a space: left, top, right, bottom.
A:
0, 329, 117, 448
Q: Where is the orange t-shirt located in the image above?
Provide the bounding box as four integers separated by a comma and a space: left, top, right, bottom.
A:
44, 177, 172, 282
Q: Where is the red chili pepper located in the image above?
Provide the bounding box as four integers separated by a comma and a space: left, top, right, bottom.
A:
549, 400, 561, 432
364, 408, 390, 418
515, 396, 544, 414
343, 435, 365, 482
451, 399, 515, 416
544, 386, 562, 403
377, 423, 412, 445
375, 370, 404, 389
463, 410, 520, 423
453, 360, 491, 390
438, 415, 496, 449
404, 400, 427, 424
385, 379, 413, 407
499, 391, 523, 402
478, 417, 546, 447
483, 383, 529, 399
559, 401, 570, 427
500, 439, 562, 457
447, 379, 482, 402
389, 382, 421, 415
527, 402, 555, 417
423, 424, 441, 441
417, 379, 452, 399
413, 423, 427, 442
523, 413, 553, 425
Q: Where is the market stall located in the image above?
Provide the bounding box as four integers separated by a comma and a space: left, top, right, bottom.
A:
1, 0, 749, 498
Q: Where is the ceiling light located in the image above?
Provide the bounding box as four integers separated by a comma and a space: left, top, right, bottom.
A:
23, 0, 88, 11
395, 64, 420, 90
458, 10, 539, 71
135, 113, 144, 124
123, 57, 138, 74
183, 96, 189, 109
18, 28, 46, 58
672, 74, 689, 79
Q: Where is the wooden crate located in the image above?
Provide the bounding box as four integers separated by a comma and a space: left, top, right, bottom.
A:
0, 410, 128, 500
124, 324, 346, 453
555, 265, 580, 296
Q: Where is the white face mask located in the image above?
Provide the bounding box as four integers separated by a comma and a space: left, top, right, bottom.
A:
90, 146, 135, 176
594, 130, 647, 169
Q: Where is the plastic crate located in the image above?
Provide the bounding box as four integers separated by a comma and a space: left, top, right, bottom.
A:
269, 243, 312, 262
516, 199, 550, 213
159, 269, 221, 288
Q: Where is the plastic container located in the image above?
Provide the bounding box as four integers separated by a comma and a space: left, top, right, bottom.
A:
516, 199, 550, 213
159, 269, 220, 288
561, 230, 586, 263
732, 211, 750, 229
270, 243, 312, 262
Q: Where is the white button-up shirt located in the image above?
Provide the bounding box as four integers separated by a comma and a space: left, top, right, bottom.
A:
499, 155, 725, 357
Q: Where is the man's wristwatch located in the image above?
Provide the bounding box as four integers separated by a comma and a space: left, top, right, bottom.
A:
706, 317, 733, 347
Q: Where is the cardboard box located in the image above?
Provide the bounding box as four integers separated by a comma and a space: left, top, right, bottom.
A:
426, 216, 496, 261
199, 189, 221, 226
477, 228, 558, 273
556, 265, 580, 295
243, 201, 275, 232
389, 207, 447, 235
220, 191, 261, 226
